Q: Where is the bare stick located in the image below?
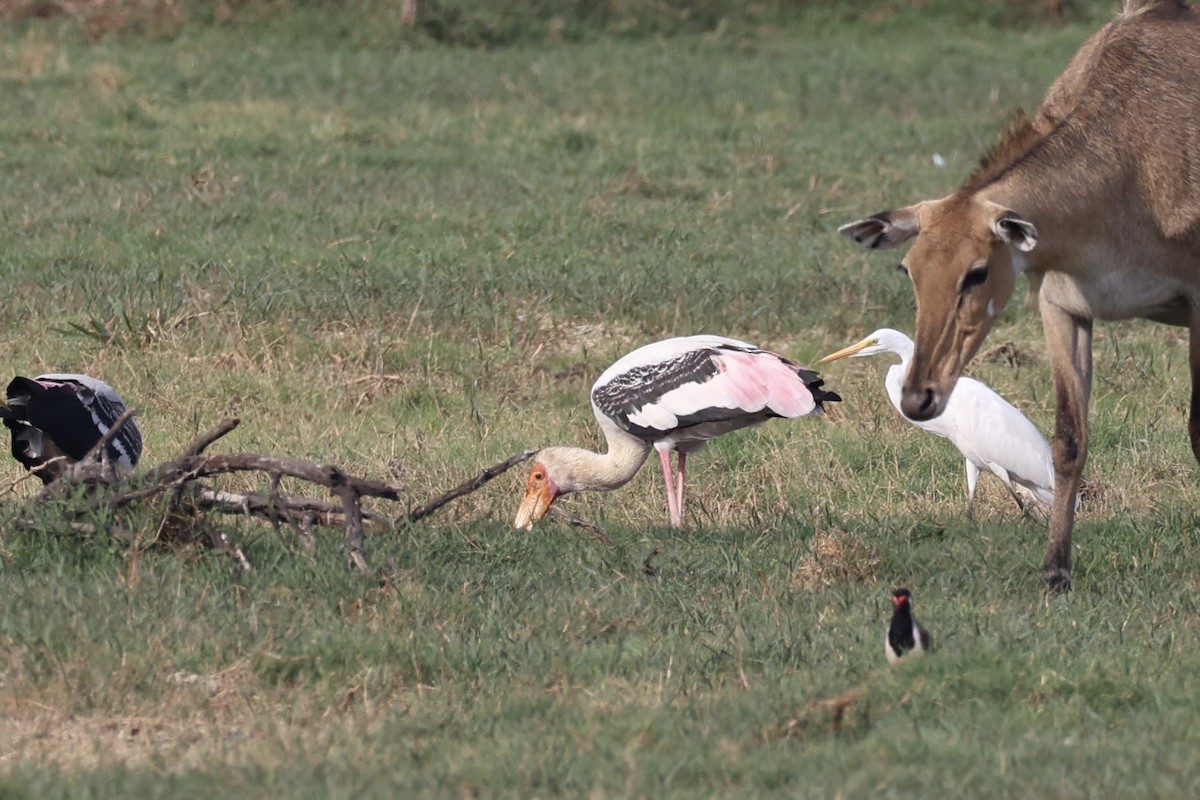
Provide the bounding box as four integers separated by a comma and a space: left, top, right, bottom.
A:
329, 467, 370, 574
151, 483, 190, 545
160, 454, 404, 500
296, 511, 317, 553
81, 406, 138, 465
548, 506, 614, 546
408, 449, 537, 522
178, 417, 241, 457
71, 482, 173, 515
266, 470, 286, 531
195, 489, 391, 527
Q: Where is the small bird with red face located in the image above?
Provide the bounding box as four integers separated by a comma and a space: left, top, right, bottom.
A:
886, 588, 931, 665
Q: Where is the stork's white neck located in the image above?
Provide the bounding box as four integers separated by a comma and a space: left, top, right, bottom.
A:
538, 423, 651, 495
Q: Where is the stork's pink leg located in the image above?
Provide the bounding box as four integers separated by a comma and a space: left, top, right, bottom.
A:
658, 448, 681, 527
675, 451, 687, 526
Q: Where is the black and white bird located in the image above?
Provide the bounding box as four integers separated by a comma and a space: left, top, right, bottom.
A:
885, 588, 932, 665
0, 373, 142, 484
513, 335, 840, 529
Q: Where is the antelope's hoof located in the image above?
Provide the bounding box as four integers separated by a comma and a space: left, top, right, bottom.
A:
1042, 566, 1072, 593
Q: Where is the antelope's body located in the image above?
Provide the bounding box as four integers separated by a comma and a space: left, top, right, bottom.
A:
840, 0, 1200, 590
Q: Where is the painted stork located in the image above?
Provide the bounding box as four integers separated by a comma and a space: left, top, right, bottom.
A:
885, 588, 931, 665
818, 329, 1062, 520
0, 373, 143, 484
513, 335, 840, 529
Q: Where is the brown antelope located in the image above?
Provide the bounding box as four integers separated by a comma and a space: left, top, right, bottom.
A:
839, 0, 1200, 591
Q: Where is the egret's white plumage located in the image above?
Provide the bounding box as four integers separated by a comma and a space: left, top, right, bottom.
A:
0, 373, 142, 484
514, 335, 840, 529
819, 328, 1064, 519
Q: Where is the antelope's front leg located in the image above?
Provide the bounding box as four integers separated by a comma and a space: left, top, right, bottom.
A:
1188, 311, 1200, 465
1039, 297, 1092, 593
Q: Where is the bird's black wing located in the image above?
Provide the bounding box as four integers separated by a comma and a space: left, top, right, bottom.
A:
9, 377, 106, 461
591, 348, 736, 441
887, 613, 917, 657
794, 367, 842, 408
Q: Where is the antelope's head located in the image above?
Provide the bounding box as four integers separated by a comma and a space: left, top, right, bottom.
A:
839, 197, 1037, 421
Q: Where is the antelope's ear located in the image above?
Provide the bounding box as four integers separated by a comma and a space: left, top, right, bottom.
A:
838, 207, 921, 250
991, 209, 1038, 252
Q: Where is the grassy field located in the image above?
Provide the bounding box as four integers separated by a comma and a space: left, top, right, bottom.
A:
4, 2, 1200, 797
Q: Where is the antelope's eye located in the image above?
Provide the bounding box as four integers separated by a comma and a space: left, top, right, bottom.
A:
960, 264, 989, 291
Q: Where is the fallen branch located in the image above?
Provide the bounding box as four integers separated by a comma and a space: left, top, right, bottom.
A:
329, 466, 370, 574
194, 489, 390, 527
408, 448, 536, 522
179, 417, 240, 457
17, 412, 600, 572
146, 453, 403, 501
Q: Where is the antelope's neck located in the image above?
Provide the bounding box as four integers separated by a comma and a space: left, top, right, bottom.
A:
981, 120, 1121, 272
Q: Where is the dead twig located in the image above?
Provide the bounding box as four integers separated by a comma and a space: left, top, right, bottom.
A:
329, 466, 370, 574
407, 449, 536, 522
194, 489, 389, 528
295, 511, 317, 553
145, 453, 403, 500
179, 417, 240, 457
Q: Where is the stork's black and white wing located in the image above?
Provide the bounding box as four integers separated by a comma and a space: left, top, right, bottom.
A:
0, 373, 142, 483
590, 335, 839, 446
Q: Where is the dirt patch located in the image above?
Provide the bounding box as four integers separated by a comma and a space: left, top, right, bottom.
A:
792, 527, 879, 589
0, 704, 247, 771
0, 669, 406, 772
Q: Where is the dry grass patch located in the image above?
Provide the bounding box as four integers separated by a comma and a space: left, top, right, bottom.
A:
0, 683, 406, 772
2, 0, 186, 38
792, 526, 879, 590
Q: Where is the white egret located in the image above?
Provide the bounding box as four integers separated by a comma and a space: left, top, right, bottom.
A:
819, 328, 1062, 519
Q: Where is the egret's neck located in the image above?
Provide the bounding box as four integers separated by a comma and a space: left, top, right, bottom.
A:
882, 346, 913, 411
540, 425, 651, 494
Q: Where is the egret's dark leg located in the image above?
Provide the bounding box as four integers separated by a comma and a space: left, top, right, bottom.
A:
1039, 297, 1093, 593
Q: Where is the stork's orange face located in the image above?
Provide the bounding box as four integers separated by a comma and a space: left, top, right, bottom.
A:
513, 461, 559, 529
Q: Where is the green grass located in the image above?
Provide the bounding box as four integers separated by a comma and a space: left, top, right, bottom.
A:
4, 3, 1200, 797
